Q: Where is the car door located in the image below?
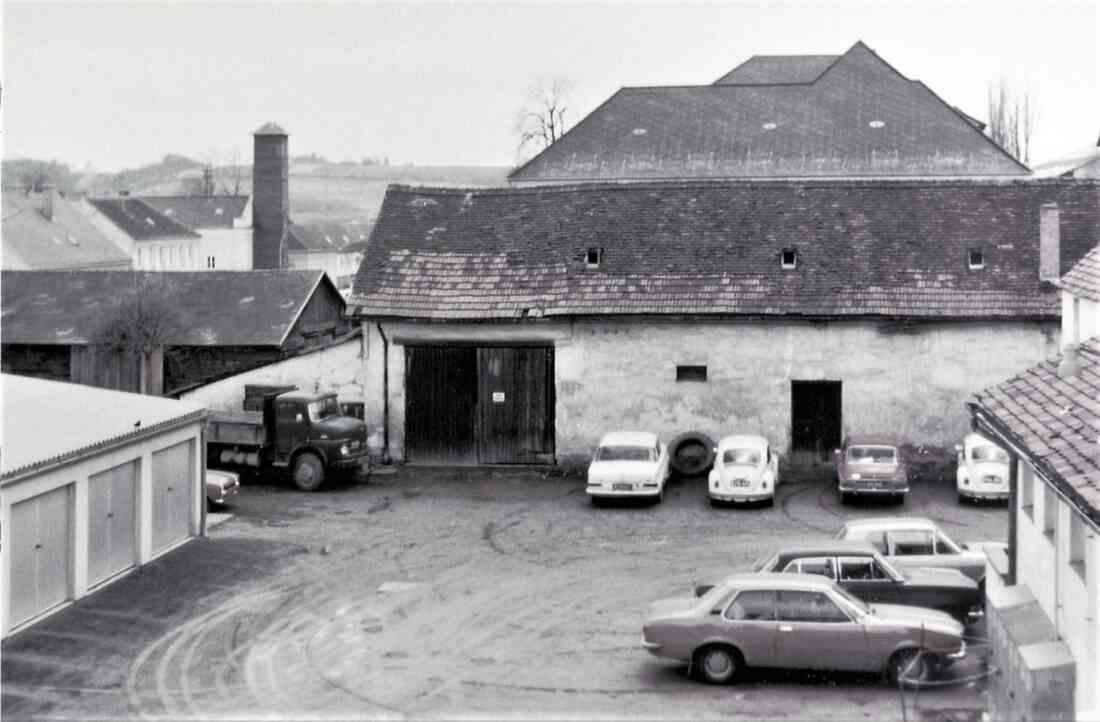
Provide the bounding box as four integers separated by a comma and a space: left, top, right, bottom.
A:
836, 556, 901, 605
720, 589, 778, 667
774, 590, 870, 672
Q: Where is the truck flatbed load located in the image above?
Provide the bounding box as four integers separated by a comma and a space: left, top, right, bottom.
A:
208, 413, 266, 446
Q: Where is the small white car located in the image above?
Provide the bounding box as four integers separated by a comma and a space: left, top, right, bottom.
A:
587, 431, 670, 504
708, 435, 779, 506
956, 433, 1010, 503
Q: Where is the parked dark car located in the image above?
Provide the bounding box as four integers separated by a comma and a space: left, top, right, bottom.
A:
693, 541, 982, 623
643, 572, 966, 686
834, 434, 909, 504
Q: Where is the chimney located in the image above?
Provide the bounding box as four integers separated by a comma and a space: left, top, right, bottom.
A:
1058, 343, 1082, 379
1039, 203, 1060, 282
252, 122, 289, 269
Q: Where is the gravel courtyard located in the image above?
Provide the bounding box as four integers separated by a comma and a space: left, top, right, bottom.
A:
3, 465, 1006, 721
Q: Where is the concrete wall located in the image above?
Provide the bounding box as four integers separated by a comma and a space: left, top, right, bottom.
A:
0, 420, 204, 637
179, 335, 367, 417
197, 228, 253, 270
364, 317, 1057, 463
1012, 458, 1100, 718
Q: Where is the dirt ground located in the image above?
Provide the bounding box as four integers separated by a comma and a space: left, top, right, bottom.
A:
2, 465, 1006, 721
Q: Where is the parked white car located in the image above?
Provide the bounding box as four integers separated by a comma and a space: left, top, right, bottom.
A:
955, 433, 1010, 503
587, 431, 670, 504
708, 435, 779, 506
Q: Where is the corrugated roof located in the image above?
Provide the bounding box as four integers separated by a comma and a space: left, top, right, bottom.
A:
140, 195, 249, 228
714, 54, 839, 85
1, 270, 335, 346
0, 373, 207, 482
510, 42, 1028, 182
1060, 244, 1100, 303
349, 178, 1100, 321
87, 198, 201, 241
1, 194, 132, 270
969, 339, 1100, 529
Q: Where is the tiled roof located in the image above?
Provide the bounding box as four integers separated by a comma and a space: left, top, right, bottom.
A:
140, 195, 249, 228
1060, 244, 1100, 303
1, 270, 336, 347
1, 374, 207, 482
349, 179, 1100, 321
509, 42, 1028, 182
1, 193, 131, 270
714, 54, 838, 85
287, 221, 369, 252
87, 198, 201, 241
969, 339, 1100, 528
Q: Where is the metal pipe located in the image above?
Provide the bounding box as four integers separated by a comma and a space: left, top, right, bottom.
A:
376, 322, 391, 464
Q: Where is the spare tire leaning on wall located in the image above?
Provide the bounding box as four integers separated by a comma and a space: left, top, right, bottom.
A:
668, 431, 716, 478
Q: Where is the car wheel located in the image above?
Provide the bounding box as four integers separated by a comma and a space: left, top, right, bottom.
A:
694, 645, 741, 684
764, 494, 775, 508
886, 648, 930, 687
591, 496, 604, 508
292, 453, 325, 492
839, 491, 850, 505
655, 486, 664, 505
709, 497, 720, 508
893, 494, 905, 506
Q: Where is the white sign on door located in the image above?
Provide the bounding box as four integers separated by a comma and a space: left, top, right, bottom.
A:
492, 391, 505, 403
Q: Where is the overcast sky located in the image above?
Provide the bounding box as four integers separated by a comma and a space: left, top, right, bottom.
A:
2, 0, 1097, 172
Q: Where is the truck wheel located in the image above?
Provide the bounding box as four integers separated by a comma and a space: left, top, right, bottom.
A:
292, 453, 325, 491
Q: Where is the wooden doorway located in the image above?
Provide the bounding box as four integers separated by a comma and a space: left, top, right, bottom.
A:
405, 346, 479, 464
791, 380, 842, 464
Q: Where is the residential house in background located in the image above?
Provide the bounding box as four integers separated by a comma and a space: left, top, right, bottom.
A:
509, 41, 1029, 185
349, 178, 1100, 465
1, 374, 207, 638
1, 191, 131, 270
141, 194, 253, 270
1, 269, 354, 396
287, 221, 368, 291
966, 247, 1100, 720
1032, 136, 1100, 180
85, 197, 209, 270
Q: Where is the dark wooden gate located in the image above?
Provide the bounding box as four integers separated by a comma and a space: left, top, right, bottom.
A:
477, 347, 554, 464
405, 346, 478, 464
791, 380, 842, 463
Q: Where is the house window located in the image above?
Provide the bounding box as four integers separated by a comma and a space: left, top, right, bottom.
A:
1021, 463, 1035, 518
585, 247, 603, 268
781, 249, 798, 269
1043, 483, 1057, 538
676, 365, 707, 382
1069, 512, 1087, 580
207, 255, 216, 269
968, 249, 985, 270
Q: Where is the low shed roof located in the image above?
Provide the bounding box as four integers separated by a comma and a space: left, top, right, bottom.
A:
1, 270, 337, 347
0, 374, 206, 482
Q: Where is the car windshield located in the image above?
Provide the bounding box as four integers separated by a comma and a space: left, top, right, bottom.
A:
595, 445, 654, 462
306, 397, 341, 422
847, 446, 897, 465
831, 584, 871, 616
972, 445, 1009, 462
723, 448, 761, 465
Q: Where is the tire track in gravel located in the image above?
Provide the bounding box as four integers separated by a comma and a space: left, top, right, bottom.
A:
779, 483, 837, 534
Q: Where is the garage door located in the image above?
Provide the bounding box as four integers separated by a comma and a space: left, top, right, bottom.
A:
88, 460, 137, 587
152, 440, 193, 553
9, 485, 72, 628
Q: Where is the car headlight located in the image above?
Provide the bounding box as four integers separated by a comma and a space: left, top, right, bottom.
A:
340, 444, 349, 455
849, 473, 861, 480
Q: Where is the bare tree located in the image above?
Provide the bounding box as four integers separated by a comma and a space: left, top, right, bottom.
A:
91, 276, 183, 394
515, 78, 573, 158
987, 79, 1036, 164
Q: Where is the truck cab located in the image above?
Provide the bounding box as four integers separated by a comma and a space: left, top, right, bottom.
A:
265, 391, 369, 490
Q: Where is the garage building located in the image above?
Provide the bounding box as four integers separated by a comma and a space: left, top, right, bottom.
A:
1, 374, 207, 638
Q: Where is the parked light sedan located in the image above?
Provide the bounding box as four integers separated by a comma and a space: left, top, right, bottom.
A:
692, 541, 981, 622
835, 435, 909, 504
206, 468, 240, 507
643, 572, 966, 686
835, 517, 1007, 587
708, 435, 779, 506
956, 433, 1010, 503
587, 431, 670, 504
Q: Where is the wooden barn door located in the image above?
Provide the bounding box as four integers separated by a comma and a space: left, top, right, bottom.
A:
477, 347, 554, 464
791, 380, 842, 464
405, 346, 478, 464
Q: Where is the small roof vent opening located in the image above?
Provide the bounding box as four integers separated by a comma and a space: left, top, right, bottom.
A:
145, 217, 156, 226
631, 127, 648, 136
762, 122, 778, 130
51, 236, 63, 246
585, 247, 603, 268
968, 249, 985, 270
67, 235, 79, 246
215, 207, 224, 215
164, 208, 174, 216
868, 120, 886, 129
781, 248, 798, 270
